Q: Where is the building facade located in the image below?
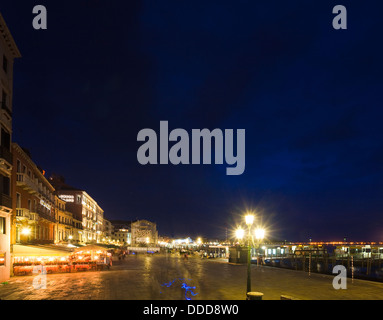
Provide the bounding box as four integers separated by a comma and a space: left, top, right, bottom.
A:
53, 188, 104, 244
0, 12, 20, 283
103, 218, 113, 243
131, 220, 158, 245
54, 195, 74, 244
11, 144, 56, 245
111, 228, 131, 246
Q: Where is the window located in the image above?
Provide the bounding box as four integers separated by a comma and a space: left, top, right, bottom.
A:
2, 55, 8, 73
16, 193, 21, 208
0, 216, 5, 234
17, 160, 21, 173
1, 128, 10, 151
3, 176, 10, 196
0, 252, 5, 266
1, 90, 7, 109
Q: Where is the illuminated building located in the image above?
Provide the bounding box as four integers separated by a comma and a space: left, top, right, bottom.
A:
11, 144, 56, 246
111, 228, 131, 245
0, 12, 20, 282
54, 195, 82, 244
131, 219, 158, 245
103, 218, 113, 243
49, 175, 104, 244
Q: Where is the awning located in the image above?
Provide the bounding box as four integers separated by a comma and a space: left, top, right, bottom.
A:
73, 244, 109, 253
12, 244, 73, 257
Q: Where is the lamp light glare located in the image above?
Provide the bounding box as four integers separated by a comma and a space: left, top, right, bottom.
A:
245, 214, 254, 226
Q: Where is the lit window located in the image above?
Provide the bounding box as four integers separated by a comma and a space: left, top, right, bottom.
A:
0, 217, 5, 234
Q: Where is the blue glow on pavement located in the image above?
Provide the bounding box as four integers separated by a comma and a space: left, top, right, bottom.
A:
181, 283, 198, 300
161, 278, 198, 300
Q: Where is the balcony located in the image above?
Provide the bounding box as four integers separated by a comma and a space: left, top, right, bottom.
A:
16, 208, 30, 219
16, 173, 38, 194
0, 145, 12, 174
15, 208, 38, 223
36, 207, 56, 223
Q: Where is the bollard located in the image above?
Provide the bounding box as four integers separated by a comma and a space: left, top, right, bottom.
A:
246, 292, 264, 300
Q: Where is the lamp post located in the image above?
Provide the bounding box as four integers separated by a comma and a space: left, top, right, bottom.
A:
254, 228, 265, 265
245, 214, 254, 293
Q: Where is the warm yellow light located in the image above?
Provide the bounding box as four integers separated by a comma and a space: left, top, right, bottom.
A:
245, 214, 254, 226
197, 237, 202, 244
255, 228, 265, 240
68, 235, 73, 240
235, 228, 245, 240
146, 237, 150, 243
21, 227, 31, 236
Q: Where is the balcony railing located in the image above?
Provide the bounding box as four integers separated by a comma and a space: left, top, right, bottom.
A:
16, 173, 39, 194
16, 208, 30, 218
36, 207, 56, 223
15, 208, 38, 222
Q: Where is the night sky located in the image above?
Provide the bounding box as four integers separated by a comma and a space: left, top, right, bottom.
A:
2, 1, 383, 241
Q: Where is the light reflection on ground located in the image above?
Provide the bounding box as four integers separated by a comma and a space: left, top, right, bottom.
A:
160, 277, 198, 300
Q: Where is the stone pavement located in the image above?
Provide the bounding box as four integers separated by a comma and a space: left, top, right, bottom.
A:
0, 253, 383, 300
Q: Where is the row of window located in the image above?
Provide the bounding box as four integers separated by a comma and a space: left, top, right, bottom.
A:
58, 215, 72, 225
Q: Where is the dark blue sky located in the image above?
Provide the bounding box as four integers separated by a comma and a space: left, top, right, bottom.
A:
2, 1, 383, 241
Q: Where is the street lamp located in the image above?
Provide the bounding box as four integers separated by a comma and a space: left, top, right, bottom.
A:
235, 228, 244, 241
254, 228, 265, 241
244, 214, 254, 293
254, 228, 265, 265
21, 227, 31, 236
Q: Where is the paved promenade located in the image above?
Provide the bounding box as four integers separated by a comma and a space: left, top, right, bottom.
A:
0, 253, 382, 300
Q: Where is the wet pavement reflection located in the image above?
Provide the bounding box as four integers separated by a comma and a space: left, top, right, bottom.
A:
1, 253, 383, 300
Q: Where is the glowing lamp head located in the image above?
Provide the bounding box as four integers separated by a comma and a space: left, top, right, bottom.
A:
235, 228, 245, 240
245, 214, 254, 226
255, 228, 265, 240
21, 227, 31, 236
